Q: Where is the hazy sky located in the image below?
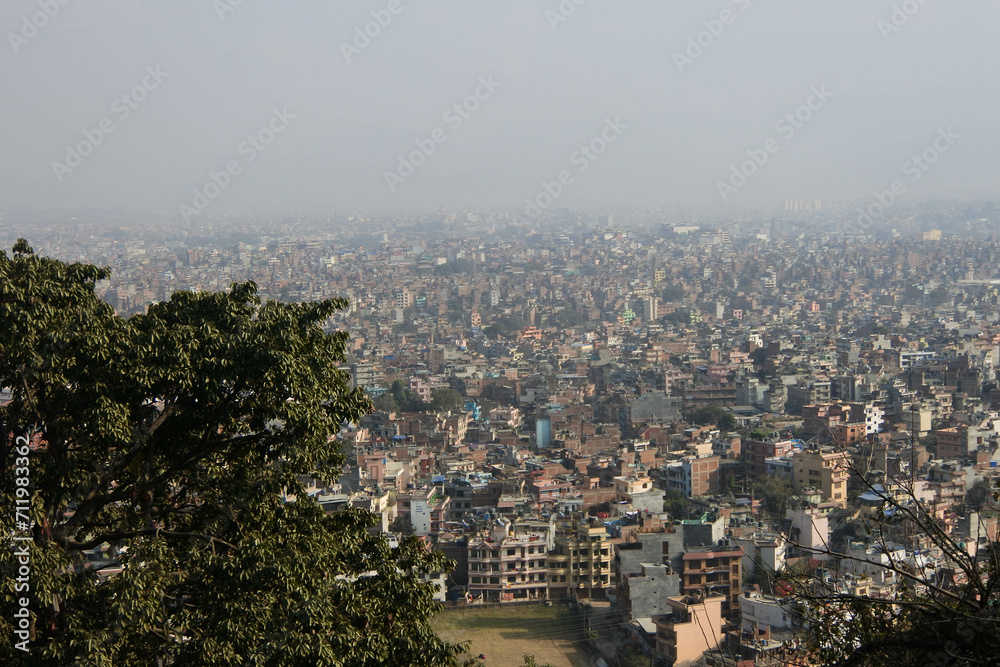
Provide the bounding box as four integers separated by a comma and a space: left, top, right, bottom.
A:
2, 1, 998, 219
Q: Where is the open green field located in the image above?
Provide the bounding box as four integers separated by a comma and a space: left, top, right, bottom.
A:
433, 604, 593, 667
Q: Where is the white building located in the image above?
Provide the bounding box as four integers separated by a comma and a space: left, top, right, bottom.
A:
740, 592, 795, 633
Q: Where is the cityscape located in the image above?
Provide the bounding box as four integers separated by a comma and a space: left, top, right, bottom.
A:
3, 2, 1000, 667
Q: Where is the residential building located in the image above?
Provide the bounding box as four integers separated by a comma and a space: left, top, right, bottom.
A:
547, 520, 615, 599
792, 447, 849, 507
680, 543, 743, 614
653, 594, 725, 665
467, 521, 549, 603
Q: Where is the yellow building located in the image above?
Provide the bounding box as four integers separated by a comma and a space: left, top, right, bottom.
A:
547, 519, 615, 599
793, 447, 849, 508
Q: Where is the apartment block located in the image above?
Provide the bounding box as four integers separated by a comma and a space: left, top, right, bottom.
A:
793, 447, 849, 508
547, 520, 615, 599
653, 594, 724, 665
680, 544, 742, 614
467, 522, 549, 603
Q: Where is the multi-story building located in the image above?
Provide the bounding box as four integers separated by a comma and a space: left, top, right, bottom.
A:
680, 544, 743, 614
653, 594, 725, 665
467, 522, 549, 603
765, 379, 786, 414
902, 404, 934, 437
394, 288, 412, 309
735, 375, 765, 407
787, 377, 831, 414
547, 519, 615, 599
407, 485, 451, 536
793, 447, 850, 508
658, 456, 720, 498
831, 422, 868, 446
350, 361, 384, 391
615, 530, 686, 614
847, 401, 885, 436
743, 438, 795, 476
935, 424, 982, 459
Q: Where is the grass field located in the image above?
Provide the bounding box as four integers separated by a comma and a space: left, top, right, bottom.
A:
433, 604, 594, 667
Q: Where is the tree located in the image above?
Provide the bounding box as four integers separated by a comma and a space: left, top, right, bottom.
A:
430, 388, 464, 413
372, 392, 400, 413
663, 489, 690, 520
389, 514, 415, 536
617, 649, 650, 667
752, 472, 793, 518
0, 241, 470, 666
389, 379, 430, 413
660, 285, 685, 302
683, 404, 734, 430
965, 478, 994, 509
776, 445, 1000, 666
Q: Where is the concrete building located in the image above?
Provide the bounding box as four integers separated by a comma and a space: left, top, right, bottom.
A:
935, 424, 982, 459
740, 592, 796, 634
787, 377, 831, 414
615, 528, 687, 587
547, 520, 615, 599
622, 391, 683, 427
902, 405, 934, 437
743, 438, 795, 476
736, 375, 766, 407
653, 595, 725, 665
786, 507, 830, 556
659, 457, 720, 498
467, 521, 549, 603
735, 534, 787, 579
680, 543, 743, 614
615, 474, 664, 514
792, 447, 849, 508
616, 563, 681, 621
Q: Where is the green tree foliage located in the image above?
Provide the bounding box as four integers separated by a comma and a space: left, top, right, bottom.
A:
683, 404, 735, 431
550, 308, 583, 328
753, 472, 793, 518
926, 285, 951, 307
965, 477, 995, 509
372, 391, 400, 413
660, 285, 685, 302
389, 379, 430, 413
618, 649, 650, 667
430, 388, 464, 413
433, 258, 472, 276
663, 489, 690, 520
482, 314, 527, 339
784, 453, 1000, 666
658, 309, 691, 327
0, 241, 468, 666
389, 513, 415, 536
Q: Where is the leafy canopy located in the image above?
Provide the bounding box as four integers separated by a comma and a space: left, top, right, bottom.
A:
0, 241, 468, 666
